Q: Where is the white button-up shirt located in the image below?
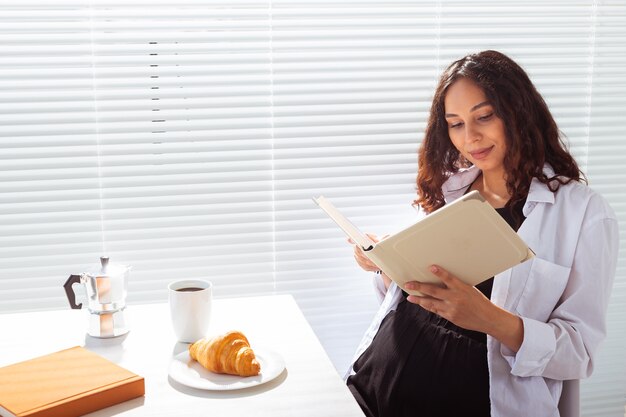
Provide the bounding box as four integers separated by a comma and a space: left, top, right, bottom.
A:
346, 165, 619, 417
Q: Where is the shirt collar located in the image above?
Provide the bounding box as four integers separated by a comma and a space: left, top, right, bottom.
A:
440, 164, 557, 210
441, 166, 481, 202
523, 165, 556, 216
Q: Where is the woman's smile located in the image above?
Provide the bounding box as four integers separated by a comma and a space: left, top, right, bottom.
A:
468, 146, 494, 161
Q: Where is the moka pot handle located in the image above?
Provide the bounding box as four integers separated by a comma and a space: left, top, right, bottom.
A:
63, 274, 83, 309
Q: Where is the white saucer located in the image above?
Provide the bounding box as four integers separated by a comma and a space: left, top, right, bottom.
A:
168, 347, 285, 391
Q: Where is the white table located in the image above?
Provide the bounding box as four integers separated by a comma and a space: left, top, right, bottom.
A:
0, 295, 365, 417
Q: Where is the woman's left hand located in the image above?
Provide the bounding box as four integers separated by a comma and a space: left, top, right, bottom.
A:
405, 264, 525, 352
404, 265, 494, 333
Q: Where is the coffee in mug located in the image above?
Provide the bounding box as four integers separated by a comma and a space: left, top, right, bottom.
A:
168, 279, 212, 343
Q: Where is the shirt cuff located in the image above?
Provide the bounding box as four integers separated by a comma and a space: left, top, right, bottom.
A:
501, 316, 556, 377
372, 272, 387, 303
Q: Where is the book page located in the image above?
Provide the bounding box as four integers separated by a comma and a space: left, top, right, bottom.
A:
313, 196, 376, 250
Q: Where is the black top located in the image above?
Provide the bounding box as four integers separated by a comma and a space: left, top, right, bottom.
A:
346, 198, 526, 417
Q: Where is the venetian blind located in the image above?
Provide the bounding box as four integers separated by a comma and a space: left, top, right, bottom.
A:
0, 0, 276, 310
0, 1, 624, 415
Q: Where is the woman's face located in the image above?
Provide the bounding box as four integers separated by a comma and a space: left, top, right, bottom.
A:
444, 78, 507, 176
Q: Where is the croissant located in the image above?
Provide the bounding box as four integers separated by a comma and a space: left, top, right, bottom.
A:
189, 330, 261, 377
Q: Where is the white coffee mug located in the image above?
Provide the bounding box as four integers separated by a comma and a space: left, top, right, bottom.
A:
168, 279, 212, 343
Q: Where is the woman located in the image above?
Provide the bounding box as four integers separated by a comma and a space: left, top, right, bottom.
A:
345, 50, 618, 417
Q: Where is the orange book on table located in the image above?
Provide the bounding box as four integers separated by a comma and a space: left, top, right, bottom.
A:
0, 346, 144, 417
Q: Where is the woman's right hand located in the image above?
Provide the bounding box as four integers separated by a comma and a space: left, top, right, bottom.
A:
349, 234, 392, 290
349, 234, 381, 272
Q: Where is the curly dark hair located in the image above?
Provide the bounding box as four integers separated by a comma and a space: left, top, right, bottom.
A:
415, 50, 585, 213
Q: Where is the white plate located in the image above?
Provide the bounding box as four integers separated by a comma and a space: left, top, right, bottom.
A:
168, 347, 286, 391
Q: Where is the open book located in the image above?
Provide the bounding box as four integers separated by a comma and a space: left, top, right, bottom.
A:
314, 191, 534, 296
